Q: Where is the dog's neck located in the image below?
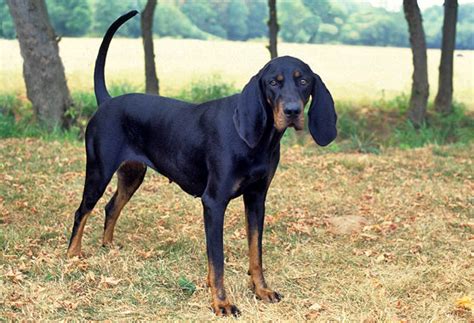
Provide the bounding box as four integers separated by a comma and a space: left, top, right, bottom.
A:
258, 116, 286, 152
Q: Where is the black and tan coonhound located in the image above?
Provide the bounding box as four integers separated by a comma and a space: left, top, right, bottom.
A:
67, 11, 337, 316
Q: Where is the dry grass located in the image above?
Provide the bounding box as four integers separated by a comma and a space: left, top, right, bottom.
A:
0, 137, 473, 320
0, 38, 473, 107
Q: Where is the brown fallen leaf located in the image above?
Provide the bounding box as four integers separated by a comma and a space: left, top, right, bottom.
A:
5, 269, 24, 283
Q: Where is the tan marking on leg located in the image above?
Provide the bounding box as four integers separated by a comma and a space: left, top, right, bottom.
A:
102, 192, 128, 246
207, 261, 239, 316
247, 220, 282, 303
67, 212, 91, 258
248, 226, 266, 290
102, 161, 146, 246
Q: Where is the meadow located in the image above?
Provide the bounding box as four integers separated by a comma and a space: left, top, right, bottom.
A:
0, 38, 473, 320
0, 138, 472, 320
0, 38, 473, 107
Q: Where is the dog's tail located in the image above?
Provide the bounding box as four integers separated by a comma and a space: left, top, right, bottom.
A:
94, 10, 139, 105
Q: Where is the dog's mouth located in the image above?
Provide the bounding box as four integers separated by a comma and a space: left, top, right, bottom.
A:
286, 115, 304, 131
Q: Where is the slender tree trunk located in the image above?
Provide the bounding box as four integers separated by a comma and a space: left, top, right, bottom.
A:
141, 0, 159, 95
7, 0, 72, 128
267, 0, 279, 59
434, 0, 458, 114
403, 0, 429, 126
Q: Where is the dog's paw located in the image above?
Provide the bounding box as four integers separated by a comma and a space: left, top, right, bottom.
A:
255, 288, 283, 303
211, 300, 241, 317
66, 247, 83, 259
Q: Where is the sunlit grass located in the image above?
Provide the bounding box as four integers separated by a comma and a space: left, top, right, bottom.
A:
0, 38, 473, 108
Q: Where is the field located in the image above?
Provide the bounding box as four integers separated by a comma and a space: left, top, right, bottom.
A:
0, 138, 473, 320
1, 38, 473, 320
0, 38, 473, 107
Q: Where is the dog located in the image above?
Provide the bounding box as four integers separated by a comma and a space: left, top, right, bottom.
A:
67, 10, 337, 317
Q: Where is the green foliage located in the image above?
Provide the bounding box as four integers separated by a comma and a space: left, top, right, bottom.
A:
46, 0, 91, 36
339, 6, 408, 47
154, 3, 207, 39
1, 0, 472, 48
1, 88, 473, 152
0, 93, 20, 116
0, 109, 79, 141
0, 94, 81, 140
246, 0, 268, 39
454, 4, 474, 50
278, 0, 314, 43
0, 0, 15, 38
423, 4, 474, 49
177, 276, 196, 296
181, 1, 227, 38
92, 0, 143, 37
108, 82, 142, 97
225, 0, 249, 40
335, 105, 381, 153
393, 103, 474, 148
175, 76, 238, 103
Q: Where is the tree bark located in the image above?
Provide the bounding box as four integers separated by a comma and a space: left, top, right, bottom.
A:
141, 0, 159, 95
403, 0, 429, 126
267, 0, 279, 59
7, 0, 72, 128
434, 0, 458, 114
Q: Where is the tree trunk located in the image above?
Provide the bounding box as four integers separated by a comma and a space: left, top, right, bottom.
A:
7, 0, 72, 128
267, 0, 279, 59
403, 0, 429, 126
434, 0, 458, 115
141, 0, 159, 95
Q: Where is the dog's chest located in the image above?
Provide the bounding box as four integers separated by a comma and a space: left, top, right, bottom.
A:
231, 154, 275, 195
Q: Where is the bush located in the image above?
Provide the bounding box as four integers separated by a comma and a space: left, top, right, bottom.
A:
393, 102, 474, 148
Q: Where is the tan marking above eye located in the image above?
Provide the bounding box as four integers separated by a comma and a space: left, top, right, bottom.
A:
294, 70, 301, 78
276, 74, 284, 81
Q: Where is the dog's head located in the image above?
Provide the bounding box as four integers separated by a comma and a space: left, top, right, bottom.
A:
233, 56, 337, 148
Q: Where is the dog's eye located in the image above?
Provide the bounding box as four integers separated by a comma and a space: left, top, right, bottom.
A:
300, 79, 308, 86
269, 80, 278, 86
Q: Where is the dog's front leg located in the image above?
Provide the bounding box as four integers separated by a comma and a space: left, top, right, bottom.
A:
244, 187, 282, 303
202, 194, 240, 317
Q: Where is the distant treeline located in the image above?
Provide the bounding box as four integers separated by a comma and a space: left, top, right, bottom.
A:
0, 0, 473, 49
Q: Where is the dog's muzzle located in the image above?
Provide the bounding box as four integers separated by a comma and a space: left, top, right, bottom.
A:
283, 101, 304, 130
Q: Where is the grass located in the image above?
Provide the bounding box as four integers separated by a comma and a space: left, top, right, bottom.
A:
2, 84, 473, 151
0, 138, 472, 320
0, 38, 473, 107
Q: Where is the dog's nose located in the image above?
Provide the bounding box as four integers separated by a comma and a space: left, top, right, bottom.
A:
283, 102, 301, 117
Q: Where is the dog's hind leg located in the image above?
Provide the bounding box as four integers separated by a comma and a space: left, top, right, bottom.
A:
67, 141, 120, 258
102, 161, 146, 247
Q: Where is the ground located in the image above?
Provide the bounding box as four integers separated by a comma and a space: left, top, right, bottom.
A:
0, 138, 472, 320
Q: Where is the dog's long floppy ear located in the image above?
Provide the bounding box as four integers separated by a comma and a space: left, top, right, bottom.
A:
233, 74, 267, 148
308, 74, 337, 146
